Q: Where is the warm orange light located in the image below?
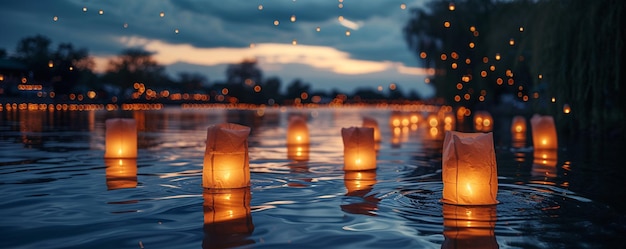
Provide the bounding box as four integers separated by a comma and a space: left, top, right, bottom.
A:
287, 115, 310, 145
287, 144, 310, 162
473, 111, 493, 132
203, 187, 254, 248
362, 116, 381, 143
203, 123, 251, 189
563, 104, 571, 114
442, 131, 498, 205
105, 158, 137, 190
342, 127, 376, 171
531, 149, 558, 181
442, 204, 498, 248
511, 115, 527, 147
104, 118, 137, 158
530, 114, 558, 150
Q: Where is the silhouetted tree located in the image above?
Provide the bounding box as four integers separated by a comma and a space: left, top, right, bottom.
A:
225, 59, 263, 103
103, 48, 168, 96
285, 79, 310, 101
177, 72, 208, 93
50, 43, 93, 96
13, 35, 53, 82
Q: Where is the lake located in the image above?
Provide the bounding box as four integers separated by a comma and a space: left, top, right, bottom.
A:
0, 106, 624, 248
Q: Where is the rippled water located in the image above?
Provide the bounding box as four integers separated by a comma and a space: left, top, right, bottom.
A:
0, 107, 624, 248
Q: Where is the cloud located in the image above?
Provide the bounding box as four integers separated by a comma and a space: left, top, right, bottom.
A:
105, 36, 432, 77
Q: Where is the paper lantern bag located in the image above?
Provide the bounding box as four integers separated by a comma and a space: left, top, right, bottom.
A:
442, 131, 498, 205
341, 127, 376, 171
203, 123, 251, 189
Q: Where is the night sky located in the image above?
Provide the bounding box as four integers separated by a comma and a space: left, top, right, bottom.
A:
0, 0, 434, 97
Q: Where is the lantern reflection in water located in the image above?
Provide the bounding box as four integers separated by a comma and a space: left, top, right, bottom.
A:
203, 123, 251, 189
531, 114, 558, 150
442, 131, 498, 205
532, 149, 558, 183
511, 115, 527, 148
203, 187, 254, 249
341, 170, 378, 215
442, 204, 498, 249
105, 158, 137, 190
342, 127, 376, 171
104, 118, 137, 158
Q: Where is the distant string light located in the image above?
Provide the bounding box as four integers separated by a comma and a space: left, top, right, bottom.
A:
160, 11, 165, 18
99, 9, 104, 15
400, 3, 407, 9
53, 16, 58, 22
82, 7, 87, 12
258, 5, 263, 10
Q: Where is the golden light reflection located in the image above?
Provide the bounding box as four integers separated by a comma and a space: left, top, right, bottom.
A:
105, 158, 137, 190
442, 204, 498, 249
203, 187, 254, 249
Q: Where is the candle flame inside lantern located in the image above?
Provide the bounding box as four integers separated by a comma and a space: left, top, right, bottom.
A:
105, 118, 137, 159
442, 131, 498, 205
531, 114, 558, 150
342, 127, 376, 171
203, 123, 251, 189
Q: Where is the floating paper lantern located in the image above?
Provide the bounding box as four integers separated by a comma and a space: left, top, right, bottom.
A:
442, 204, 498, 249
203, 123, 251, 189
287, 115, 309, 145
442, 131, 498, 205
105, 118, 137, 158
342, 127, 376, 171
203, 187, 254, 248
511, 115, 527, 148
287, 144, 310, 162
473, 111, 493, 132
105, 158, 137, 190
530, 114, 558, 150
342, 170, 378, 215
362, 117, 381, 143
389, 111, 403, 127
443, 112, 456, 131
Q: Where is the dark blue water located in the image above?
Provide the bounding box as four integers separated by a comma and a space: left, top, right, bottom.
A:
0, 107, 624, 248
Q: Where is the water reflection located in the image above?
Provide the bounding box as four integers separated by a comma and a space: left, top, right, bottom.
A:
341, 170, 379, 216
442, 204, 498, 249
287, 144, 310, 162
105, 158, 137, 190
203, 187, 254, 249
531, 149, 558, 184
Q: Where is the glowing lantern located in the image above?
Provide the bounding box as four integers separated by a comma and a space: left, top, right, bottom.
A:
442, 131, 498, 205
390, 111, 402, 127
203, 187, 254, 248
530, 114, 557, 150
342, 170, 378, 215
342, 127, 376, 171
362, 116, 381, 143
442, 204, 498, 249
563, 104, 571, 114
105, 158, 137, 190
203, 123, 251, 189
473, 111, 493, 132
287, 115, 309, 145
104, 118, 137, 158
511, 115, 527, 147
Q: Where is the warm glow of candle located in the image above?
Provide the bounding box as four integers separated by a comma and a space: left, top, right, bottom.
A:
342, 127, 376, 171
473, 111, 493, 132
531, 114, 558, 150
105, 118, 137, 158
287, 115, 310, 145
442, 131, 498, 205
203, 123, 251, 189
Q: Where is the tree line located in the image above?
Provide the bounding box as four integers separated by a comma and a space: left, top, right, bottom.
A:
403, 0, 625, 135
0, 35, 421, 105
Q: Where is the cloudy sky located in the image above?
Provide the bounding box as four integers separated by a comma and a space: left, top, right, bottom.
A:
0, 0, 434, 97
